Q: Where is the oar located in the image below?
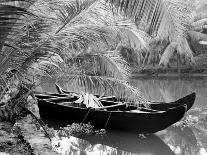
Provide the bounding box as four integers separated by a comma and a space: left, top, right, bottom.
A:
94, 102, 127, 110
45, 96, 77, 103
99, 96, 116, 100
95, 103, 161, 112
35, 93, 68, 100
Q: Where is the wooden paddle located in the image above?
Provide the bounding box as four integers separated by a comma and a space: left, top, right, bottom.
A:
94, 102, 127, 110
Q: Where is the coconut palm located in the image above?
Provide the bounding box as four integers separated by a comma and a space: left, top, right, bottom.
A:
187, 0, 207, 67
3, 0, 204, 105
0, 0, 150, 105
106, 0, 195, 67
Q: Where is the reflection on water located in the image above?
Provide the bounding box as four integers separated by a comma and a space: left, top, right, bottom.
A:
130, 77, 207, 107
158, 127, 199, 155
39, 76, 207, 155
52, 131, 176, 155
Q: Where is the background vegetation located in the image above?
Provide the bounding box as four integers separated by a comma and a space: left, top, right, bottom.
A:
1, 0, 207, 103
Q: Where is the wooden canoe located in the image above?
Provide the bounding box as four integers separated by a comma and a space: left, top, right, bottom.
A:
37, 97, 187, 133
35, 90, 196, 112
56, 84, 196, 111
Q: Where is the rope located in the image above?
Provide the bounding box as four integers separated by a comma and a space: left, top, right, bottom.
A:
81, 108, 92, 123
104, 112, 112, 129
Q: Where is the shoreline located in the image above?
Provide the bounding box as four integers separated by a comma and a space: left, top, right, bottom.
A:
131, 73, 207, 78
131, 66, 207, 78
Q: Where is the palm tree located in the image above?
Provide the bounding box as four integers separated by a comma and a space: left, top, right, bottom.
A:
188, 0, 207, 67
2, 0, 202, 108
106, 0, 195, 68
0, 0, 149, 107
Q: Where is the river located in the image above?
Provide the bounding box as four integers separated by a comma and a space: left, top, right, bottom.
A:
39, 76, 207, 155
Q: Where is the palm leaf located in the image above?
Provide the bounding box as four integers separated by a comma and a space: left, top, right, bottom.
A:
159, 42, 177, 66
188, 31, 207, 55
188, 31, 207, 43
59, 74, 147, 104
0, 3, 33, 50
177, 37, 194, 58
88, 1, 149, 50
192, 18, 207, 30
51, 0, 98, 34
194, 54, 207, 65
63, 51, 130, 80
106, 0, 192, 40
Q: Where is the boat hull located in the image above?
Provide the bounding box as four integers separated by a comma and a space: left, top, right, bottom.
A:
38, 99, 186, 133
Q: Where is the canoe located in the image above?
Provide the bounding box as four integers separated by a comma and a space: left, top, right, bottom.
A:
36, 84, 196, 112
37, 97, 187, 133
56, 84, 196, 111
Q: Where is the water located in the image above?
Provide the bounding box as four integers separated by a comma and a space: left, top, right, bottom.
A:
39, 76, 207, 155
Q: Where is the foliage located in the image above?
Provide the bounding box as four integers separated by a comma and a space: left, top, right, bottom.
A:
0, 0, 151, 103
173, 115, 199, 128
56, 123, 104, 136
1, 0, 207, 109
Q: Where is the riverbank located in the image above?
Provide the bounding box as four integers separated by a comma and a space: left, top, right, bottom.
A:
0, 93, 58, 155
131, 66, 207, 78
0, 116, 58, 155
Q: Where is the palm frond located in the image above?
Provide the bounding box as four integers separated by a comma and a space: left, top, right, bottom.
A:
194, 54, 207, 65
159, 42, 177, 66
106, 0, 192, 41
88, 1, 150, 50
187, 30, 207, 55
51, 0, 98, 34
59, 74, 147, 104
53, 24, 116, 53
63, 51, 130, 80
188, 30, 207, 42
192, 18, 207, 30
0, 3, 34, 50
23, 51, 64, 76
159, 36, 194, 66
177, 37, 194, 62
109, 19, 150, 49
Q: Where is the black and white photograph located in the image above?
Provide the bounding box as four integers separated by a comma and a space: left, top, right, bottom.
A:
0, 0, 207, 154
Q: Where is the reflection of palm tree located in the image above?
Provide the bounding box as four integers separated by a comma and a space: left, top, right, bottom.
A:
130, 77, 205, 102
159, 87, 174, 102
